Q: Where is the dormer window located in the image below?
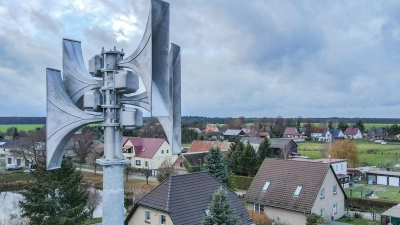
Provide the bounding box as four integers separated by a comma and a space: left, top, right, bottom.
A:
294, 186, 302, 196
262, 182, 270, 192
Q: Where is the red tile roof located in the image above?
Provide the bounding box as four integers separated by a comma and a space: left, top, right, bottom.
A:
188, 140, 231, 153
344, 128, 360, 136
123, 137, 166, 158
204, 125, 219, 132
283, 127, 299, 135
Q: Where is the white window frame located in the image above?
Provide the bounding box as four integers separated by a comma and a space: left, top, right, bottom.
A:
294, 186, 302, 196
160, 214, 166, 225
145, 210, 151, 222
262, 182, 270, 192
333, 203, 337, 215
320, 208, 324, 217
254, 203, 264, 214
320, 188, 325, 198
333, 185, 337, 195
136, 160, 141, 166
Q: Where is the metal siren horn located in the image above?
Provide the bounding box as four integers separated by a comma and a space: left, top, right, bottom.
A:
118, 0, 170, 117
46, 68, 103, 170
158, 43, 181, 154
62, 38, 102, 109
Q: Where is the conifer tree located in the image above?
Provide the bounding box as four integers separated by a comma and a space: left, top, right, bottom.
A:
202, 147, 228, 184
238, 143, 260, 177
201, 186, 239, 225
227, 139, 244, 174
19, 158, 89, 225
257, 137, 273, 161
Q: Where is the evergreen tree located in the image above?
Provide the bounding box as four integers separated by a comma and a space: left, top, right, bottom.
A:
257, 137, 273, 161
354, 120, 365, 132
237, 143, 260, 177
201, 186, 239, 225
19, 158, 89, 225
202, 147, 228, 184
338, 122, 348, 132
227, 139, 244, 174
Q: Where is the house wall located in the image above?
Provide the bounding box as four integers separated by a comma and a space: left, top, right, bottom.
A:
171, 154, 188, 174
331, 161, 347, 175
311, 168, 345, 221
127, 205, 173, 225
3, 150, 32, 167
247, 203, 307, 225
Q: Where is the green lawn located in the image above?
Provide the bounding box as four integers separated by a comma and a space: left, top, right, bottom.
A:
337, 217, 377, 225
298, 141, 400, 166
0, 124, 44, 132
345, 183, 400, 201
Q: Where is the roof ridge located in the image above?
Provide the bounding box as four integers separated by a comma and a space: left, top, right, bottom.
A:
166, 175, 172, 211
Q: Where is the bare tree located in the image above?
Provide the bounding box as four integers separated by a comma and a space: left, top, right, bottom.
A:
70, 129, 95, 169
280, 144, 292, 159
86, 186, 102, 219
86, 142, 103, 175
17, 128, 46, 168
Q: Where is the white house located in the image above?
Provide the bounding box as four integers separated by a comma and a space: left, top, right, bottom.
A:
343, 128, 362, 139
319, 129, 345, 142
122, 137, 178, 176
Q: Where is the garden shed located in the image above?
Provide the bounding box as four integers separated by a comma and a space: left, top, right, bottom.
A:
381, 204, 400, 225
366, 170, 400, 186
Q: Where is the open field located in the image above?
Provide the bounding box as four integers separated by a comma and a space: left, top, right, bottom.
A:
346, 183, 400, 201
298, 141, 400, 166
0, 124, 44, 132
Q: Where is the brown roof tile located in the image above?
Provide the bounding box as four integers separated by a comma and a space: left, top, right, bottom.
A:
245, 158, 330, 212
188, 140, 232, 153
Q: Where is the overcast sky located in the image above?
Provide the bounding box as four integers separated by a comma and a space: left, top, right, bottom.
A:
1, 0, 400, 118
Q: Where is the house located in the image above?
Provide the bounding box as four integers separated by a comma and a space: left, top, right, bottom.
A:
318, 129, 345, 142
366, 170, 400, 186
223, 129, 245, 140
245, 158, 346, 224
367, 128, 387, 140
258, 132, 270, 138
172, 151, 229, 174
292, 158, 350, 188
2, 140, 42, 168
188, 140, 231, 153
343, 128, 362, 139
242, 127, 257, 137
241, 137, 298, 158
283, 127, 301, 138
125, 172, 254, 225
122, 137, 178, 176
203, 125, 220, 133
310, 126, 327, 140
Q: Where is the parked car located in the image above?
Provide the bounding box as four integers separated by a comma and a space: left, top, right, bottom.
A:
6, 164, 22, 171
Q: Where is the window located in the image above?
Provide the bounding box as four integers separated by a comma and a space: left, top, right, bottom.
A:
320, 188, 325, 198
145, 161, 148, 167
320, 208, 324, 217
262, 182, 271, 192
136, 160, 141, 166
180, 162, 183, 167
166, 150, 169, 153
341, 164, 343, 170
333, 185, 337, 194
254, 204, 264, 214
162, 150, 164, 154
160, 214, 166, 224
335, 165, 338, 171
7, 158, 12, 164
333, 203, 337, 214
145, 210, 151, 221
294, 186, 302, 196
25, 160, 29, 167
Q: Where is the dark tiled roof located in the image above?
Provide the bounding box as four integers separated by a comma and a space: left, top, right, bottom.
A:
241, 137, 298, 149
245, 158, 330, 212
130, 172, 253, 225
321, 129, 342, 138
183, 152, 229, 166
367, 128, 386, 136
0, 140, 20, 149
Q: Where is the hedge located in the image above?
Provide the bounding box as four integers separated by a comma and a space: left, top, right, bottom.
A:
346, 196, 398, 212
231, 175, 254, 190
